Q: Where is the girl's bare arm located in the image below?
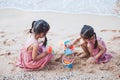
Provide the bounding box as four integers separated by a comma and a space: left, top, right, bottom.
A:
94, 42, 106, 60
72, 37, 81, 45
32, 43, 47, 61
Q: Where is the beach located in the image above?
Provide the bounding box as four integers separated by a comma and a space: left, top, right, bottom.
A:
0, 8, 120, 80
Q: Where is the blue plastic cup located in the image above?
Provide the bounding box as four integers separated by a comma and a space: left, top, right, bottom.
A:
64, 63, 73, 68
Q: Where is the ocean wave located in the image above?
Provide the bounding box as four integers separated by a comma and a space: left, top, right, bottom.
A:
0, 0, 119, 16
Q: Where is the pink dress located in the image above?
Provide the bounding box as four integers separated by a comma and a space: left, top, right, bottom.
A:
88, 37, 112, 63
16, 36, 53, 70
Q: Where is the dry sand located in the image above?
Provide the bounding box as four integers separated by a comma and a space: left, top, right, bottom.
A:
0, 8, 120, 80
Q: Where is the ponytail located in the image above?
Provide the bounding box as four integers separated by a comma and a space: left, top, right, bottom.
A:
43, 36, 47, 47
29, 21, 36, 33
94, 33, 98, 49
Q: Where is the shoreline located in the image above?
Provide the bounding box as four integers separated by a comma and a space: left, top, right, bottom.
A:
0, 8, 120, 17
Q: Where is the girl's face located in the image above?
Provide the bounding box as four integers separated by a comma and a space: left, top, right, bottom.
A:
38, 32, 46, 38
38, 29, 49, 38
82, 34, 95, 44
87, 34, 95, 43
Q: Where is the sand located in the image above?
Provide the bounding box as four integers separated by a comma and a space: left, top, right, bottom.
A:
0, 8, 120, 80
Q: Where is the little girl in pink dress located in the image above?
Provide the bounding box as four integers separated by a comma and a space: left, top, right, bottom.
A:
72, 25, 112, 64
16, 20, 53, 70
87, 37, 112, 63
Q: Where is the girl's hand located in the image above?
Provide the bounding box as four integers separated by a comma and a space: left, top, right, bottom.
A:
87, 57, 96, 64
44, 51, 49, 55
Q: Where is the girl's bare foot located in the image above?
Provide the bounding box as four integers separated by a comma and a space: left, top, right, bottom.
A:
79, 53, 89, 58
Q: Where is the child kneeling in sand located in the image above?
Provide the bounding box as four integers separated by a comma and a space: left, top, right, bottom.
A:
16, 19, 53, 70
72, 25, 112, 64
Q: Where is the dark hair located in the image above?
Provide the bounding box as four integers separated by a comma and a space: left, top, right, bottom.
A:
80, 25, 98, 49
29, 19, 50, 47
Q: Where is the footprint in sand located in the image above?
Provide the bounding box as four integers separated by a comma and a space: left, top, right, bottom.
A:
99, 64, 114, 71
100, 29, 120, 32
3, 39, 16, 46
0, 52, 11, 56
112, 36, 120, 40
0, 31, 6, 38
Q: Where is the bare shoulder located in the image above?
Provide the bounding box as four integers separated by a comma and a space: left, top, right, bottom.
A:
32, 42, 39, 48
28, 42, 39, 51
97, 41, 104, 49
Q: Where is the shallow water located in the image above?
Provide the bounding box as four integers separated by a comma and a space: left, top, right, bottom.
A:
0, 0, 119, 16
